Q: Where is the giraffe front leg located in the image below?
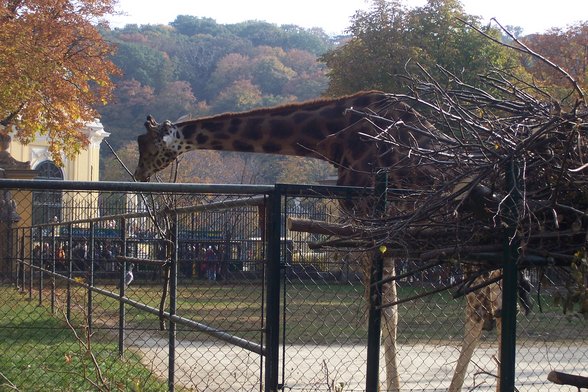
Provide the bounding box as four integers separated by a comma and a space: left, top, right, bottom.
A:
448, 302, 485, 392
382, 257, 400, 392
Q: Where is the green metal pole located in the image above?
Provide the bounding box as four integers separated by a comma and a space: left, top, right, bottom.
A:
118, 218, 127, 358
88, 222, 95, 334
51, 226, 56, 314
265, 187, 282, 392
366, 170, 388, 392
66, 225, 73, 321
500, 159, 519, 392
169, 213, 178, 392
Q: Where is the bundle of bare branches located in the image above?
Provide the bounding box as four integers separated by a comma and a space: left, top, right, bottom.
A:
324, 29, 588, 271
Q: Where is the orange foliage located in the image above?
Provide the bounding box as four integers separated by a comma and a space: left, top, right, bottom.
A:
522, 23, 588, 94
0, 0, 120, 165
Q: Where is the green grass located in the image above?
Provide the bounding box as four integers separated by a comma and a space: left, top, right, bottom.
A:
66, 280, 587, 345
0, 287, 168, 392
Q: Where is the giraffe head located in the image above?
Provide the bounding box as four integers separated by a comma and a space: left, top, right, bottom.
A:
134, 116, 180, 182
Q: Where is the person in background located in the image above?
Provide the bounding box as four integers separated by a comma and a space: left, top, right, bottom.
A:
205, 246, 217, 281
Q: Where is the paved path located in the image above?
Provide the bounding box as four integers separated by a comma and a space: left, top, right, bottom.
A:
130, 334, 584, 391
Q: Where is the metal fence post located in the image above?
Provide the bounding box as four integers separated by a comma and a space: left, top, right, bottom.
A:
66, 224, 73, 321
19, 232, 25, 292
28, 227, 33, 300
265, 187, 282, 392
88, 221, 95, 334
500, 159, 519, 392
6, 219, 15, 285
38, 229, 44, 306
119, 217, 127, 358
169, 212, 178, 392
366, 170, 388, 391
51, 225, 56, 314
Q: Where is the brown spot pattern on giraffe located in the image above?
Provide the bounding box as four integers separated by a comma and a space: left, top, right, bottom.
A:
194, 133, 208, 145
242, 123, 264, 141
227, 118, 242, 134
269, 121, 294, 139
262, 142, 283, 154
180, 124, 198, 139
233, 140, 255, 152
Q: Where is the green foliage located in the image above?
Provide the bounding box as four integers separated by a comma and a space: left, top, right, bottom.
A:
172, 34, 253, 98
280, 25, 333, 55
228, 20, 286, 47
252, 56, 296, 95
170, 15, 229, 37
321, 0, 521, 95
321, 0, 414, 94
226, 21, 331, 55
112, 41, 173, 90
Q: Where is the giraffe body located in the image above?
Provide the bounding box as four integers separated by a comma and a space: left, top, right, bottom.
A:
134, 91, 510, 391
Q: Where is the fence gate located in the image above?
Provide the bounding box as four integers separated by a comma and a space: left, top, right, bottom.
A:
271, 184, 374, 391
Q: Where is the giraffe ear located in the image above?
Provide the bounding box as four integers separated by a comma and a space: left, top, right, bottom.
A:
144, 115, 159, 134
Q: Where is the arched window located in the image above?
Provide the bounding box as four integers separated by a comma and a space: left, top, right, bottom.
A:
32, 161, 63, 225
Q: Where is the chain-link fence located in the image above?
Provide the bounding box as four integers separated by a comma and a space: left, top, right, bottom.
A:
0, 179, 586, 391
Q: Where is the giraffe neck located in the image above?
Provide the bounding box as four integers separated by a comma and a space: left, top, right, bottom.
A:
172, 91, 389, 161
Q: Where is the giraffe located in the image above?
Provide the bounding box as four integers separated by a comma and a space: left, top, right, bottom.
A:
132, 91, 511, 391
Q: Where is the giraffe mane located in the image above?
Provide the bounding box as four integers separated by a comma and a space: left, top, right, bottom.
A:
174, 90, 385, 126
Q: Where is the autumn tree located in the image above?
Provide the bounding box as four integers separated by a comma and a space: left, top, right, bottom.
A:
97, 79, 155, 150
0, 0, 119, 164
522, 22, 588, 98
280, 49, 328, 100
154, 81, 199, 121
207, 53, 254, 95
276, 156, 335, 184
211, 79, 264, 113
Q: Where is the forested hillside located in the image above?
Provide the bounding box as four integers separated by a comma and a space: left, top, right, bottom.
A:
98, 16, 338, 183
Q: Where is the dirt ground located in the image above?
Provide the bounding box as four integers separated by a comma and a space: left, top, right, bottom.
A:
129, 333, 585, 391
